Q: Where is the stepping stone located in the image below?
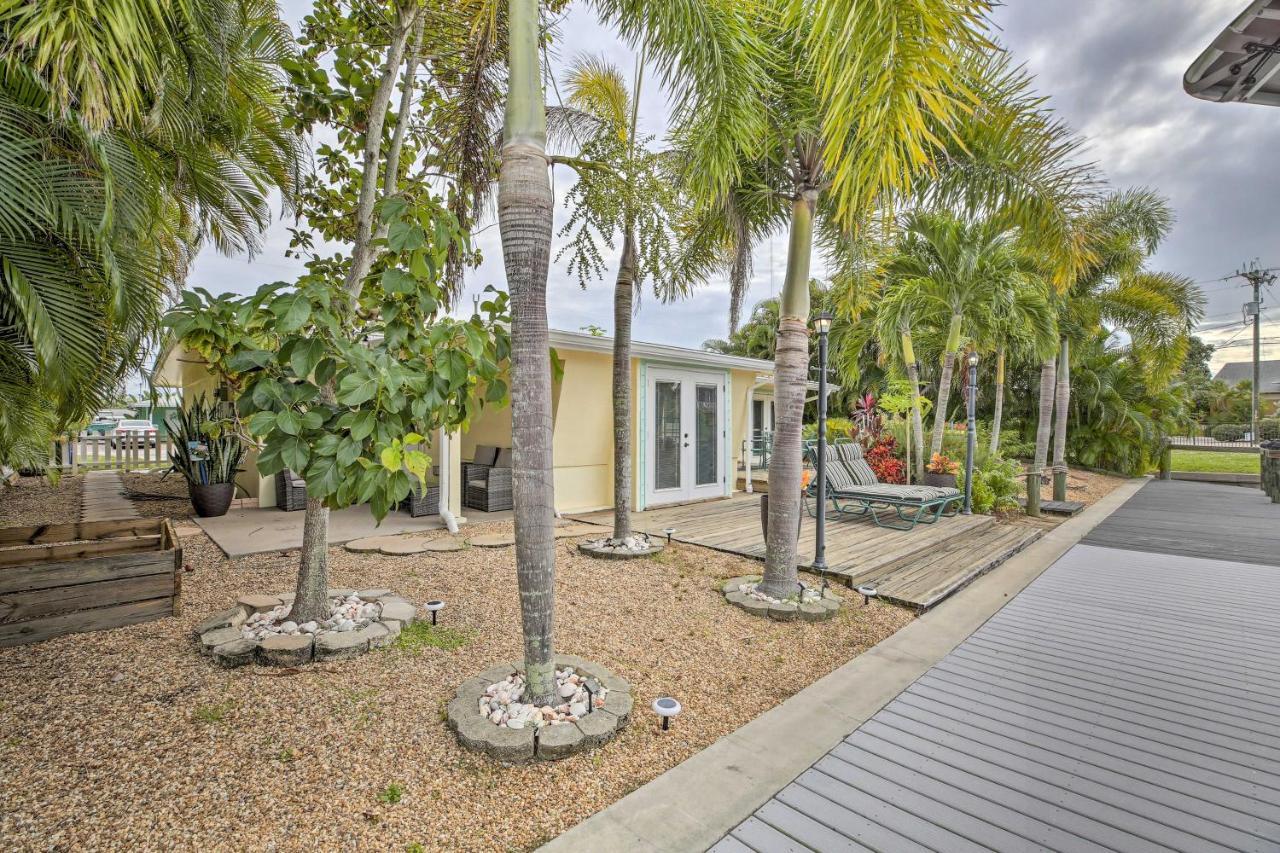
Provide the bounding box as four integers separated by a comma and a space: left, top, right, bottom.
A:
421, 538, 465, 552
467, 533, 515, 548
553, 524, 604, 539
379, 538, 432, 556
344, 535, 407, 553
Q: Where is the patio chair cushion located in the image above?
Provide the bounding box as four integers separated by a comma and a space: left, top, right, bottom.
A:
834, 443, 879, 486
824, 455, 860, 492
847, 484, 961, 502
494, 447, 513, 468
472, 445, 499, 467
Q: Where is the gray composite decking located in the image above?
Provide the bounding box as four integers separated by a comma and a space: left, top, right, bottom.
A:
713, 481, 1280, 852
1082, 479, 1278, 566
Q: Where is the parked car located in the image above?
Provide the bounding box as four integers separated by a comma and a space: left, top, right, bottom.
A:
112, 420, 158, 447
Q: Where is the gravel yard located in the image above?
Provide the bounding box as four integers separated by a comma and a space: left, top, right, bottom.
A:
0, 474, 83, 527
0, 510, 914, 851
1036, 466, 1129, 506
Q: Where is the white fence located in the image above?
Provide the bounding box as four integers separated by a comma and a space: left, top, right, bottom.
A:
49, 431, 175, 473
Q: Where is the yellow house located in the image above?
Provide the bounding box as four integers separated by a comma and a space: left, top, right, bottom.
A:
153, 328, 798, 523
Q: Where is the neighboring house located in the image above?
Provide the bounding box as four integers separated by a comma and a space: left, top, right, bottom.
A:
153, 329, 811, 519
1213, 360, 1280, 404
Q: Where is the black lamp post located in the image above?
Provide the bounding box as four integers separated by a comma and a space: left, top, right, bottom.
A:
963, 352, 978, 515
813, 311, 833, 572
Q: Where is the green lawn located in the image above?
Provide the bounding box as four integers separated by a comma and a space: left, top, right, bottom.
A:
1171, 449, 1260, 474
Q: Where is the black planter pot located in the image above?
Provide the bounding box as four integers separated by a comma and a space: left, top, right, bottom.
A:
923, 472, 957, 489
189, 482, 235, 518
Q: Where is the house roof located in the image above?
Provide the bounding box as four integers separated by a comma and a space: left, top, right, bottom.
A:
1214, 358, 1280, 389
1185, 2, 1280, 105
549, 329, 776, 374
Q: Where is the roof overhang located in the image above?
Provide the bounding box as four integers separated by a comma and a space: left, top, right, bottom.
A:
1185, 1, 1280, 105
549, 328, 778, 373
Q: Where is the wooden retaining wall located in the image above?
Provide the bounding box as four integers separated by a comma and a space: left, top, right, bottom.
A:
0, 519, 182, 647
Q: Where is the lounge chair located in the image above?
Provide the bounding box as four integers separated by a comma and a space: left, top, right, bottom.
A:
804, 441, 962, 531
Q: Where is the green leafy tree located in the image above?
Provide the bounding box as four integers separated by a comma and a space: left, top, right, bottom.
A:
167, 199, 510, 621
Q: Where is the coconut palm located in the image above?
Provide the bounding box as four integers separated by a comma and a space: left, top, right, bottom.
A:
979, 275, 1058, 457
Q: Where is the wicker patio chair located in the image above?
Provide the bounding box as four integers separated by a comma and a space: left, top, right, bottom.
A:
275, 469, 307, 512
465, 447, 513, 512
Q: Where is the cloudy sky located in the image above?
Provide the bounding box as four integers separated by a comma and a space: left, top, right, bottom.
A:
190, 0, 1280, 375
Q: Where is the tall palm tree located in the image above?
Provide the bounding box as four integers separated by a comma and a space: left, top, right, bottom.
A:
492, 0, 769, 702
1042, 189, 1203, 500
557, 54, 693, 545
978, 273, 1058, 457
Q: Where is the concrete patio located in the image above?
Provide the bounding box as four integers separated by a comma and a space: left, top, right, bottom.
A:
195, 504, 511, 558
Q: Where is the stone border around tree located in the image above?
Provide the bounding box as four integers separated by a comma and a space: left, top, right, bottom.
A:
192, 589, 418, 668
446, 654, 632, 763
576, 537, 665, 560
720, 575, 845, 622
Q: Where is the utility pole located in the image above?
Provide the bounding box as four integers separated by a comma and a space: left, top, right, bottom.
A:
1234, 261, 1275, 441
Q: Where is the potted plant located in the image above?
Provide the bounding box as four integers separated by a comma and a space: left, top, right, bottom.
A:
924, 453, 960, 489
166, 395, 246, 518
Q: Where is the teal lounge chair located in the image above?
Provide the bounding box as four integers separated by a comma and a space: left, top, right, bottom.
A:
804, 441, 963, 531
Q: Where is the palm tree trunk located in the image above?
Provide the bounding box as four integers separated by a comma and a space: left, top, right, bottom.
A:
499, 0, 556, 707
727, 230, 751, 337
611, 232, 636, 540
759, 189, 815, 600
901, 327, 925, 482
1052, 337, 1070, 501
989, 347, 1005, 457
1034, 356, 1057, 473
928, 313, 963, 458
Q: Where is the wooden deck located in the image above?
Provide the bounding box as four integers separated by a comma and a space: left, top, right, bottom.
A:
571, 495, 1049, 611
713, 480, 1280, 852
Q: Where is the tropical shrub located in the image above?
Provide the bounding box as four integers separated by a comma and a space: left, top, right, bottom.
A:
1210, 423, 1248, 442
802, 418, 855, 442
866, 435, 906, 484
1261, 418, 1280, 441
959, 457, 1023, 515
926, 453, 959, 475
166, 395, 247, 487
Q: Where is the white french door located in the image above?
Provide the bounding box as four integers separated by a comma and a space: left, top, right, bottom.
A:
645, 368, 726, 507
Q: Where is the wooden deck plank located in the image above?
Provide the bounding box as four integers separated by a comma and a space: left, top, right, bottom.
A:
571, 495, 1031, 610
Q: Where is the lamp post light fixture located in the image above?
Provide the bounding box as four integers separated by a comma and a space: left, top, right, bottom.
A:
964, 352, 979, 515
813, 310, 834, 573
653, 697, 682, 731
424, 600, 445, 625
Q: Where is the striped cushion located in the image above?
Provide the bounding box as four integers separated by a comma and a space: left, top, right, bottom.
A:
847, 484, 960, 502
835, 443, 879, 486
823, 453, 859, 492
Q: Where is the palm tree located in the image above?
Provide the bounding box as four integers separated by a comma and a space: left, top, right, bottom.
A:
1042, 189, 1203, 500
879, 213, 1033, 460
557, 54, 693, 545
0, 0, 303, 468
979, 274, 1058, 457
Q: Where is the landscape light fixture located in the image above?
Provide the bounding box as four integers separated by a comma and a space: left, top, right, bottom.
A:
664, 527, 676, 544
583, 678, 601, 714
857, 585, 878, 606
424, 600, 445, 625
813, 310, 834, 335
653, 697, 682, 731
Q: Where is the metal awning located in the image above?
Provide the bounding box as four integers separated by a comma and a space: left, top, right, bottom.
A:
1185, 1, 1280, 105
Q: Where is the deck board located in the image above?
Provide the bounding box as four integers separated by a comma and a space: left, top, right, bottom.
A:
711, 479, 1280, 853
571, 494, 1045, 610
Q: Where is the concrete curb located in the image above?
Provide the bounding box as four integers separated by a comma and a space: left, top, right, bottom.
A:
538, 476, 1150, 853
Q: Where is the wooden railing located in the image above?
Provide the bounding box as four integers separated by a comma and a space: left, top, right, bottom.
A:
49, 431, 175, 474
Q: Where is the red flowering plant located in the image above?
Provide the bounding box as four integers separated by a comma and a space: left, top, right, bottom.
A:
865, 434, 906, 484
926, 453, 959, 475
